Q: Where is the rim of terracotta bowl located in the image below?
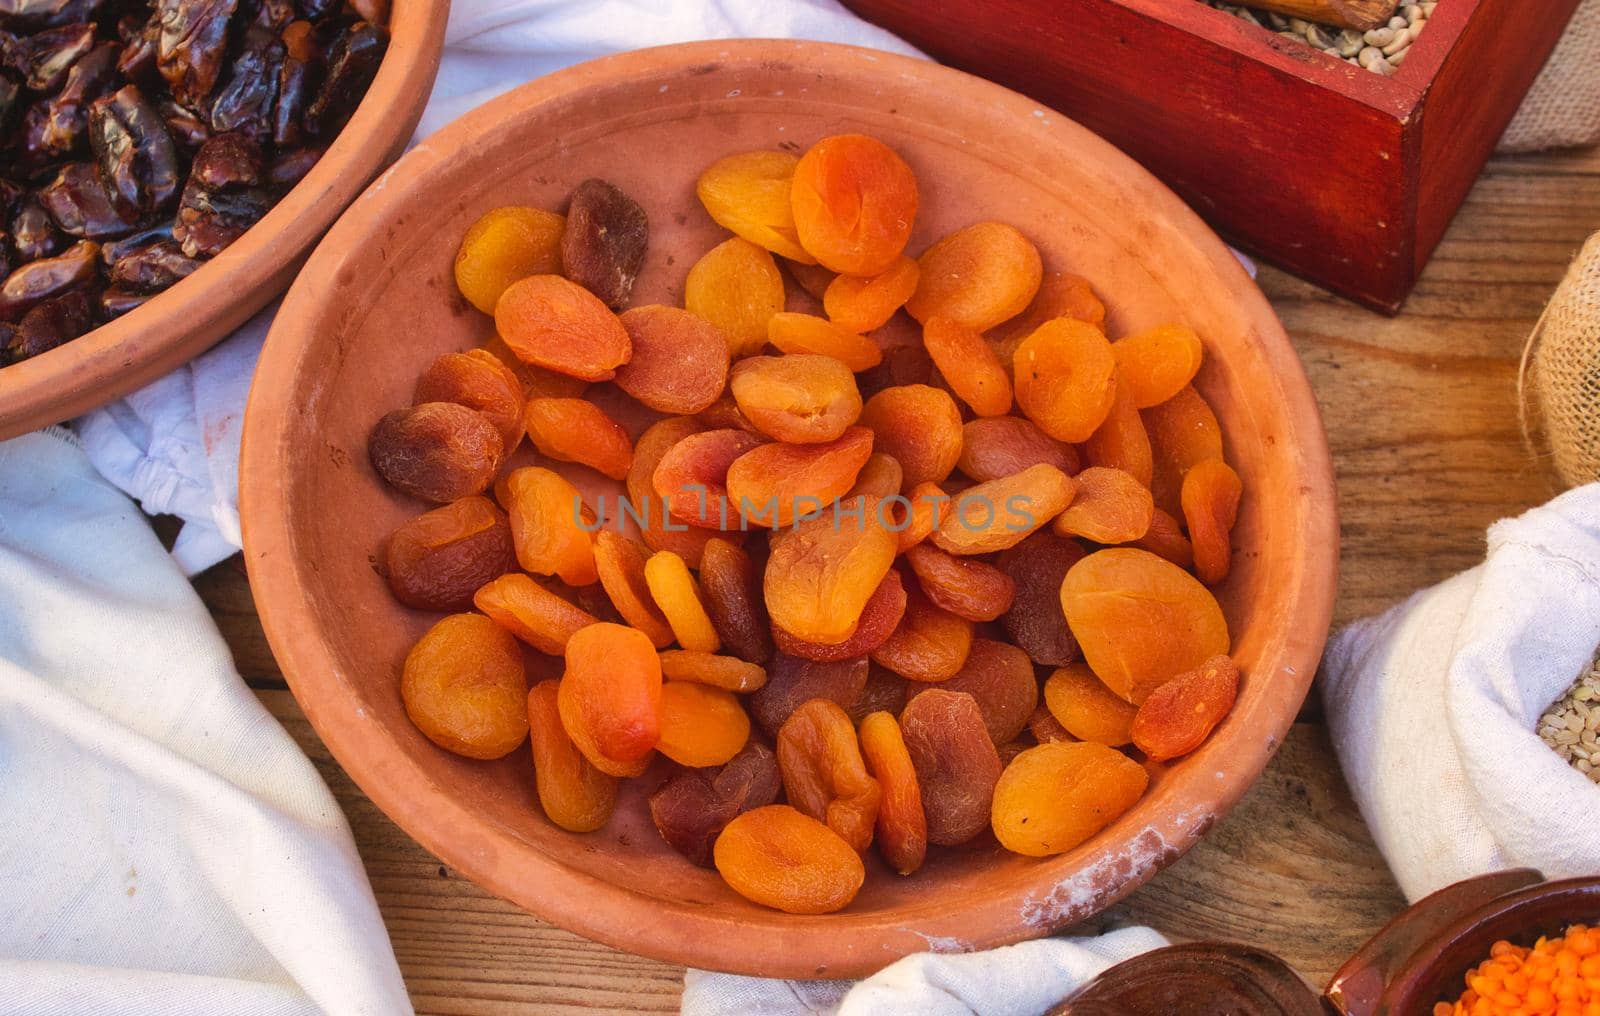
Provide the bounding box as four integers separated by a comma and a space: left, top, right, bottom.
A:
0, 0, 450, 440
241, 39, 1339, 978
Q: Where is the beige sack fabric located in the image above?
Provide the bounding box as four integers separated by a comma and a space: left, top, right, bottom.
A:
1524, 232, 1600, 488
1499, 0, 1600, 153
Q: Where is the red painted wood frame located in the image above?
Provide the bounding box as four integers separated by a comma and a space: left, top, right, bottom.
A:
843, 0, 1579, 313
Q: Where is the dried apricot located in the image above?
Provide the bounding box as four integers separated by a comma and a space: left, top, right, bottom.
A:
728, 354, 861, 444
1059, 548, 1230, 704
714, 804, 865, 914
644, 550, 721, 652
893, 480, 948, 551
996, 531, 1085, 667
1143, 384, 1223, 517
502, 466, 598, 585
384, 496, 514, 611
857, 711, 927, 875
473, 573, 597, 655
657, 681, 751, 768
899, 689, 1002, 846
614, 305, 730, 414
859, 384, 962, 489
871, 588, 974, 682
659, 650, 767, 692
695, 395, 764, 436
1083, 387, 1153, 488
1013, 318, 1118, 443
727, 426, 874, 528
1135, 508, 1195, 570
524, 397, 634, 481
767, 312, 883, 371
653, 428, 765, 530
849, 453, 903, 501
784, 257, 835, 300
773, 567, 906, 663
527, 681, 616, 833
628, 417, 719, 566
685, 237, 785, 357
1181, 458, 1242, 585
494, 274, 631, 381
1113, 324, 1203, 409
561, 178, 647, 308
1131, 654, 1239, 762
748, 653, 869, 738
777, 699, 882, 852
1052, 466, 1153, 544
990, 741, 1147, 856
415, 349, 526, 454
696, 150, 814, 264
988, 272, 1106, 367
763, 497, 898, 645
402, 613, 528, 759
910, 638, 1037, 744
370, 402, 503, 503
1043, 663, 1137, 746
1028, 705, 1075, 745
693, 537, 772, 663
922, 316, 1013, 417
932, 463, 1076, 555
593, 531, 675, 647
454, 206, 565, 315
957, 416, 1079, 483
559, 622, 662, 771
823, 255, 919, 333
849, 665, 911, 725
483, 333, 590, 400
858, 342, 936, 398
904, 543, 1014, 622
790, 134, 918, 276
650, 741, 781, 866
907, 221, 1042, 332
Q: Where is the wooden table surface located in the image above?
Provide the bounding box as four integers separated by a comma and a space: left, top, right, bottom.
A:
193, 143, 1599, 1014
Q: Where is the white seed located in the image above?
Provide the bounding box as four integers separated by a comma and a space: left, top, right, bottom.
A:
1382, 28, 1412, 55
1404, 5, 1424, 25
1365, 26, 1397, 46
1388, 47, 1409, 66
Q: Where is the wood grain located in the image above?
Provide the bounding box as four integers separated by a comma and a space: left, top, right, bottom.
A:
195, 144, 1597, 1010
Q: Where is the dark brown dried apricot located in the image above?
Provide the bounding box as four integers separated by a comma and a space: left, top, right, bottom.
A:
384, 495, 513, 611
990, 741, 1147, 856
474, 573, 598, 655
748, 653, 869, 738
524, 397, 634, 481
777, 699, 882, 852
996, 531, 1085, 667
494, 274, 631, 381
714, 804, 865, 914
909, 638, 1037, 745
650, 741, 781, 866
906, 222, 1042, 332
402, 613, 528, 759
370, 402, 503, 503
848, 665, 911, 725
614, 305, 730, 414
790, 134, 918, 276
904, 543, 1016, 622
859, 384, 962, 489
728, 354, 861, 444
685, 237, 785, 358
899, 689, 1002, 846
561, 178, 647, 308
696, 537, 773, 664
415, 349, 526, 454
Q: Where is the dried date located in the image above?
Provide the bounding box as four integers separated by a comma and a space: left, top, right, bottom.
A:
89, 84, 181, 215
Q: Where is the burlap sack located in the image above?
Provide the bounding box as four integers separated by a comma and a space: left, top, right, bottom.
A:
1499, 0, 1600, 153
1523, 231, 1600, 488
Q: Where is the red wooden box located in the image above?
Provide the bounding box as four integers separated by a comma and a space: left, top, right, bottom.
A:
843, 0, 1579, 313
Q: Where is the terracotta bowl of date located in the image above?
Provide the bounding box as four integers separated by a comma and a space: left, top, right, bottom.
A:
0, 0, 449, 439
241, 40, 1338, 978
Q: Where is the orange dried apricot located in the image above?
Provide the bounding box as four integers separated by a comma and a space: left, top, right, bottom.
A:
1043, 663, 1137, 746
454, 206, 565, 315
996, 531, 1086, 667
657, 681, 751, 768
527, 681, 616, 833
501, 466, 598, 585
402, 613, 528, 759
907, 221, 1042, 332
644, 550, 721, 652
727, 426, 874, 528
772, 567, 907, 663
728, 354, 862, 444
904, 543, 1015, 622
922, 316, 1013, 417
894, 480, 948, 552
628, 416, 719, 565
871, 588, 974, 682
790, 133, 918, 276
523, 397, 634, 481
990, 741, 1147, 856
685, 237, 785, 358
1052, 466, 1153, 544
767, 312, 883, 371
957, 416, 1079, 483
932, 463, 1076, 555
415, 349, 527, 454
859, 384, 962, 489
777, 699, 882, 852
614, 305, 730, 415
823, 255, 919, 333
483, 332, 590, 400
899, 689, 1002, 846
1135, 507, 1195, 570
696, 150, 814, 264
653, 428, 765, 530
593, 531, 675, 648
1013, 318, 1118, 443
848, 453, 903, 501
1083, 386, 1153, 488
494, 274, 631, 381
910, 638, 1038, 744
559, 622, 662, 770
763, 497, 898, 644
658, 650, 767, 692
370, 402, 503, 503
714, 804, 865, 914
384, 496, 514, 611
1143, 384, 1223, 517
650, 742, 781, 866
1059, 548, 1230, 704
988, 272, 1106, 367
695, 395, 764, 435
473, 573, 598, 655
1028, 704, 1075, 745
857, 711, 927, 875
1113, 324, 1203, 409
1181, 458, 1242, 585
561, 178, 648, 308
696, 537, 773, 664
748, 653, 869, 738
1131, 654, 1240, 762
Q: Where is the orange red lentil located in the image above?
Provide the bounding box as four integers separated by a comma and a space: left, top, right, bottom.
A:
1434, 924, 1600, 1016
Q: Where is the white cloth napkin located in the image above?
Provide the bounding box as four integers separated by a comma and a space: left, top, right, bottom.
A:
1322, 482, 1600, 902
0, 428, 408, 1015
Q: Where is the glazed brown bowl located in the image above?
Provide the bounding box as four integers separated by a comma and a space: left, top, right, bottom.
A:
0, 0, 449, 440
240, 40, 1339, 978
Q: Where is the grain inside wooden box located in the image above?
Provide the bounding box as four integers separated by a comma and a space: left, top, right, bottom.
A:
843, 0, 1579, 313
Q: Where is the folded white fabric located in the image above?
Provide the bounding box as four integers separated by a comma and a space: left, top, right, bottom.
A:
681, 927, 1169, 1016
1322, 482, 1600, 902
0, 429, 408, 1015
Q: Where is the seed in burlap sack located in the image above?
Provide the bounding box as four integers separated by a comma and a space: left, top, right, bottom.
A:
1522, 231, 1600, 489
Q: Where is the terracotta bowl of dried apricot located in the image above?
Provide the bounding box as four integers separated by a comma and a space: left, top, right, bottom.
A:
241, 40, 1338, 977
